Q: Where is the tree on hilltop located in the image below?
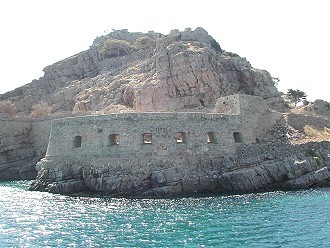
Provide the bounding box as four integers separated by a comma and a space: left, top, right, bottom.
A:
100, 39, 133, 58
134, 36, 156, 50
287, 89, 307, 106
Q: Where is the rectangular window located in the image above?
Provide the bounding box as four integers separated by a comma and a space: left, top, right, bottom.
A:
109, 134, 119, 146
207, 132, 217, 143
143, 133, 152, 144
73, 136, 82, 148
176, 132, 186, 143
233, 132, 243, 143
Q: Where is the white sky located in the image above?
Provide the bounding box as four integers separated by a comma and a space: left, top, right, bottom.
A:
0, 0, 329, 101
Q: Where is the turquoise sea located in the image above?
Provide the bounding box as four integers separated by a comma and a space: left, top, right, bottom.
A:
0, 181, 329, 247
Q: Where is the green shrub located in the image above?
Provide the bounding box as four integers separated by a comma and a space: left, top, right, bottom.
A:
134, 36, 156, 50
100, 39, 133, 58
306, 149, 317, 158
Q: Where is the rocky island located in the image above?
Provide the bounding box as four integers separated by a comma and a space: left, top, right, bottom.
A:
0, 27, 329, 197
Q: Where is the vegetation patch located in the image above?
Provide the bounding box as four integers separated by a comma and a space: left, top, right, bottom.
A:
303, 125, 330, 140
100, 39, 134, 58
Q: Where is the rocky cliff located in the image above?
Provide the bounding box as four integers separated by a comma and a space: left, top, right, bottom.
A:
0, 116, 52, 180
0, 27, 284, 115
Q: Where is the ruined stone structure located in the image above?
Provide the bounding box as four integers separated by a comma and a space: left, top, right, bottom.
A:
43, 94, 280, 162
30, 94, 291, 196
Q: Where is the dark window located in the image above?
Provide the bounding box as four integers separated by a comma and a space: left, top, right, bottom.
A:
73, 136, 82, 148
109, 134, 119, 146
143, 133, 152, 144
176, 132, 186, 143
207, 132, 217, 143
233, 132, 243, 143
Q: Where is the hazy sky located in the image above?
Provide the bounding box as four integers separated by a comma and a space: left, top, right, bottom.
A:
0, 0, 329, 101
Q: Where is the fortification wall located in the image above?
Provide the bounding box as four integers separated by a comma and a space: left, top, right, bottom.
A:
215, 94, 283, 144
45, 112, 244, 162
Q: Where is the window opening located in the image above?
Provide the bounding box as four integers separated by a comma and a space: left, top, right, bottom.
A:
109, 134, 119, 146
207, 132, 217, 143
176, 132, 186, 143
143, 133, 152, 144
233, 132, 243, 143
73, 136, 82, 148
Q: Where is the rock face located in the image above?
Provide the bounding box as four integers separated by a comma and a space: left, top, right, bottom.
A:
220, 142, 330, 193
0, 116, 52, 180
0, 27, 284, 115
30, 139, 330, 197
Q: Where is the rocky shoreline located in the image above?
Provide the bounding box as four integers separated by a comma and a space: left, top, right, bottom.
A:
29, 141, 330, 197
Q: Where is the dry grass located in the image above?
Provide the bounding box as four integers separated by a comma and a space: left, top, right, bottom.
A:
0, 100, 17, 116
31, 103, 53, 118
304, 125, 330, 138
291, 125, 330, 144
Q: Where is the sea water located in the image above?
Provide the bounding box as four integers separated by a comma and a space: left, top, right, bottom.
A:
0, 181, 329, 247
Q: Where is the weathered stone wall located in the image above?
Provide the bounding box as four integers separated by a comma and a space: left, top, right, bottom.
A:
31, 118, 53, 159
215, 94, 283, 144
45, 112, 242, 161
44, 95, 276, 161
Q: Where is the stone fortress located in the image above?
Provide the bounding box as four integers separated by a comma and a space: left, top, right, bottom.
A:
31, 94, 281, 195
45, 94, 278, 162
1, 27, 330, 196
30, 94, 330, 196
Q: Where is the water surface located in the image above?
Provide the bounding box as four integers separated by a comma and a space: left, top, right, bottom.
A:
0, 181, 329, 247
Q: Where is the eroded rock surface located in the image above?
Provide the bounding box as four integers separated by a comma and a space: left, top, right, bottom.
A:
30, 142, 330, 197
0, 27, 284, 115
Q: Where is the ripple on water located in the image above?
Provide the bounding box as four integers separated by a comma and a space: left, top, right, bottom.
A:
1, 181, 330, 247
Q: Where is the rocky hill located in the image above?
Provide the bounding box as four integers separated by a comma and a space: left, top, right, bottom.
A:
1, 27, 330, 196
0, 27, 284, 115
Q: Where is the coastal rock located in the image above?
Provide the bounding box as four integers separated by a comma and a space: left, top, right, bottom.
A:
0, 116, 52, 180
29, 143, 330, 197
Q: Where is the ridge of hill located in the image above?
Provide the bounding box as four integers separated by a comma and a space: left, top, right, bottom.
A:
0, 27, 284, 115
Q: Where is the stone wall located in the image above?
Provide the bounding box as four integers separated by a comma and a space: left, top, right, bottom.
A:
215, 94, 283, 144
44, 95, 278, 162
45, 112, 242, 162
